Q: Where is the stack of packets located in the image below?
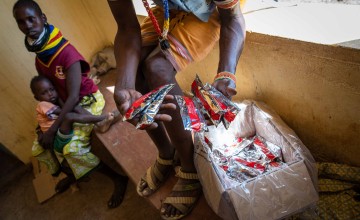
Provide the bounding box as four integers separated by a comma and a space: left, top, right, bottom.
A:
175, 75, 240, 132
208, 135, 285, 182
122, 84, 174, 129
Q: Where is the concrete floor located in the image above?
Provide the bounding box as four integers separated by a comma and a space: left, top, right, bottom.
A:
0, 171, 161, 220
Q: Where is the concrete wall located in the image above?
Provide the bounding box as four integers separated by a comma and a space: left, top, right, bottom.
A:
1, 0, 359, 166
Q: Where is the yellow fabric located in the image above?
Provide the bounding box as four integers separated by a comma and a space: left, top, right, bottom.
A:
32, 90, 104, 179
240, 0, 246, 9
141, 7, 220, 71
289, 162, 360, 220
140, 1, 246, 72
316, 163, 360, 220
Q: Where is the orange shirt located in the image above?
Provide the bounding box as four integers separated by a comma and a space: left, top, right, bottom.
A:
36, 101, 59, 132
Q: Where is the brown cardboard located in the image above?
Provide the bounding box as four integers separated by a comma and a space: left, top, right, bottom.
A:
31, 157, 40, 177
32, 172, 57, 203
31, 156, 67, 203
194, 101, 319, 220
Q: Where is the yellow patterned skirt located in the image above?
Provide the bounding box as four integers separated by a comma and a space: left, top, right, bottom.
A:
32, 90, 104, 180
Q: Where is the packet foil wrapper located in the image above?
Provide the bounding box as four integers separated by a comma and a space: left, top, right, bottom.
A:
204, 83, 241, 129
175, 95, 208, 132
228, 156, 266, 179
136, 84, 175, 129
253, 136, 281, 161
211, 135, 285, 182
123, 84, 174, 128
191, 75, 223, 126
212, 137, 252, 163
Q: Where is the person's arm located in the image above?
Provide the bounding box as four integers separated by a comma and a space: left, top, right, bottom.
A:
73, 105, 91, 115
35, 125, 44, 144
108, 0, 142, 113
52, 107, 62, 115
58, 99, 86, 115
40, 62, 81, 148
107, 1, 176, 129
58, 98, 65, 108
213, 1, 246, 99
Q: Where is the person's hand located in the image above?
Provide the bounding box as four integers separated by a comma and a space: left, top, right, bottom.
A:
114, 88, 142, 116
37, 129, 44, 143
39, 128, 56, 149
114, 89, 176, 130
212, 78, 237, 100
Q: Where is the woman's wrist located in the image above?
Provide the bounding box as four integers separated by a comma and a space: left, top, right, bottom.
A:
47, 126, 57, 135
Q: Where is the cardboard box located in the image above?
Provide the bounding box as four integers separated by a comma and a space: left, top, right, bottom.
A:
194, 101, 319, 220
31, 157, 66, 203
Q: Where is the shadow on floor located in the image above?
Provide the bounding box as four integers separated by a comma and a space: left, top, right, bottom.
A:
0, 170, 161, 220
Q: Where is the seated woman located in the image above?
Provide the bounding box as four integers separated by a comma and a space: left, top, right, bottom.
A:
13, 0, 127, 208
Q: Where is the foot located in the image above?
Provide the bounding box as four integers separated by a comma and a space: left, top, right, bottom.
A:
94, 110, 120, 133
51, 168, 62, 177
137, 156, 173, 197
55, 175, 76, 193
108, 175, 129, 208
160, 168, 202, 220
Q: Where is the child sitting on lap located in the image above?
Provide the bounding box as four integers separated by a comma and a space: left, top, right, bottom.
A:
31, 75, 116, 154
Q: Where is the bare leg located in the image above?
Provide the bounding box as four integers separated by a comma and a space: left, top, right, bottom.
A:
135, 47, 175, 196
136, 65, 174, 159
55, 160, 76, 193
143, 53, 195, 173
143, 52, 201, 217
96, 162, 129, 208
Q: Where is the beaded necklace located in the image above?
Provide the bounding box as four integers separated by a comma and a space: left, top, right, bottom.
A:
142, 0, 170, 50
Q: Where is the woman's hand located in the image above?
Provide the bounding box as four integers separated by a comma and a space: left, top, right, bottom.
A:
212, 78, 237, 100
114, 89, 176, 130
36, 129, 44, 143
39, 128, 56, 149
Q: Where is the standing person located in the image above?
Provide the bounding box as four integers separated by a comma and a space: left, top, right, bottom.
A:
13, 0, 128, 208
108, 0, 246, 219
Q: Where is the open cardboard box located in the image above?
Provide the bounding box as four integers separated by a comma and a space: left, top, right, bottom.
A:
194, 100, 319, 220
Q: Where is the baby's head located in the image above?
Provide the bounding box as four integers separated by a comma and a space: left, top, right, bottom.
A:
13, 0, 46, 40
30, 75, 58, 104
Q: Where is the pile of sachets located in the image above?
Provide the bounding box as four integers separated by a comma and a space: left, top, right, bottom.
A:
175, 75, 240, 132
122, 84, 174, 129
123, 76, 286, 183
208, 135, 284, 182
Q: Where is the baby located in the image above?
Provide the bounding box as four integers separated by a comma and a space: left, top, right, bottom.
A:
30, 75, 116, 153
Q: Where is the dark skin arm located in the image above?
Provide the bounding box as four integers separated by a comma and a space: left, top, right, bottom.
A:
59, 98, 89, 115
108, 0, 141, 110
57, 99, 88, 115
73, 105, 91, 115
58, 99, 65, 107
52, 107, 62, 115
213, 3, 246, 99
39, 62, 82, 149
108, 0, 174, 129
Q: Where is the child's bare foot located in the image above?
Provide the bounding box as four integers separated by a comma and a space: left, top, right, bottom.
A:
94, 110, 120, 133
